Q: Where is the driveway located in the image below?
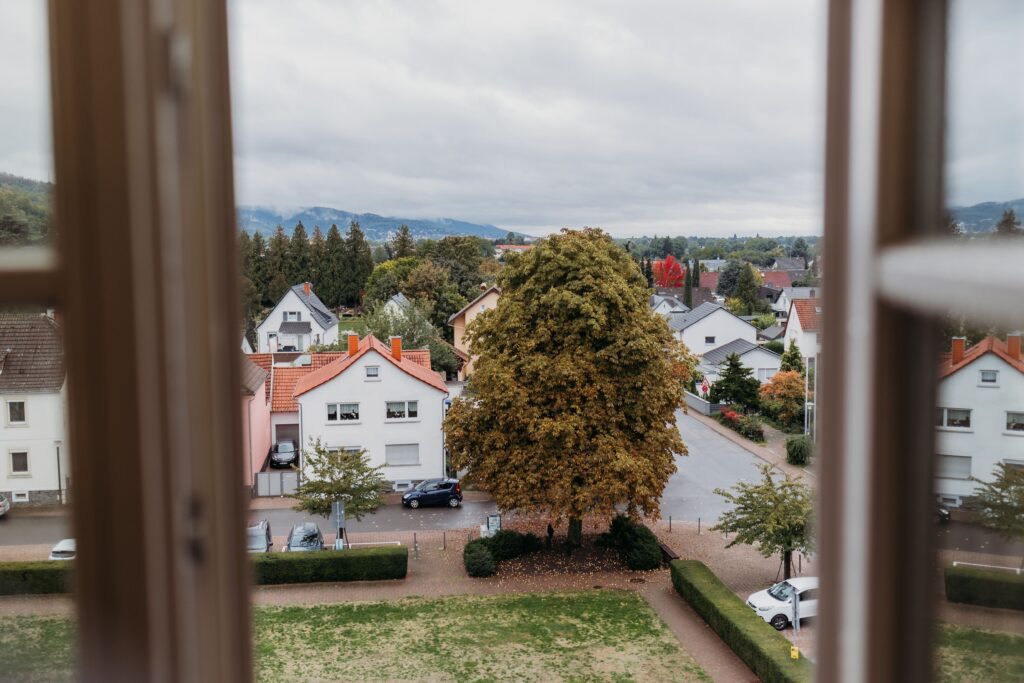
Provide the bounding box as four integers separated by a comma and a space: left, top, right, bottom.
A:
660, 410, 766, 523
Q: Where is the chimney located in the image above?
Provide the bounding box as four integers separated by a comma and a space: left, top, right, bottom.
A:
347, 333, 359, 356
951, 337, 966, 365
303, 282, 311, 296
390, 336, 402, 361
1008, 332, 1022, 361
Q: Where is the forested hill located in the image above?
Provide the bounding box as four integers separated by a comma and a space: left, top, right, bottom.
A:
950, 198, 1024, 233
237, 206, 512, 241
0, 172, 52, 245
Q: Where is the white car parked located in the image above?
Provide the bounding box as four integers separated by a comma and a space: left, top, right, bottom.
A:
746, 576, 819, 630
49, 539, 76, 561
0, 493, 9, 517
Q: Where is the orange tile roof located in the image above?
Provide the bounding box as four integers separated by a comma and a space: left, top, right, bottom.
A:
760, 271, 792, 289
311, 352, 346, 369
271, 367, 310, 412
293, 334, 448, 398
404, 349, 432, 370
938, 336, 1024, 379
699, 272, 719, 291
791, 299, 821, 332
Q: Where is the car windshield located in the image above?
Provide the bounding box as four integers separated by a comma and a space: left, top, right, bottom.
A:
246, 529, 267, 550
413, 480, 434, 491
768, 581, 796, 601
292, 531, 319, 548
276, 442, 295, 453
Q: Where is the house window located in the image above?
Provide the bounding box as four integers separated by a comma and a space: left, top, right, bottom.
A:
12, 491, 29, 503
935, 454, 972, 480
979, 370, 998, 385
365, 366, 379, 379
936, 408, 971, 429
9, 451, 29, 476
268, 332, 278, 349
7, 401, 26, 425
1007, 412, 1024, 433
385, 443, 420, 466
757, 368, 777, 382
704, 336, 715, 345
283, 311, 301, 322
327, 403, 359, 422
386, 401, 419, 419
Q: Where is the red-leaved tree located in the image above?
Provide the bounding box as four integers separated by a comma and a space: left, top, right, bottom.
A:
653, 255, 685, 287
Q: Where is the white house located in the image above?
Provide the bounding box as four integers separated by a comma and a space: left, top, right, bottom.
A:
255, 282, 339, 353
783, 299, 821, 364
383, 292, 413, 318
650, 293, 689, 319
0, 313, 71, 507
293, 334, 449, 486
772, 287, 820, 319
934, 334, 1024, 507
698, 338, 782, 384
667, 302, 757, 355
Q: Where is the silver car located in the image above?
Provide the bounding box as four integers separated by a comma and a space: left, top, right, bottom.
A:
49, 538, 76, 561
0, 493, 9, 518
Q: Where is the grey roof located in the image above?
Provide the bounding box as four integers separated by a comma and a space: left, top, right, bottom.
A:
759, 324, 786, 340
780, 287, 820, 301
278, 321, 312, 334
701, 338, 778, 366
650, 293, 689, 313
666, 302, 726, 332
388, 292, 412, 309
0, 313, 65, 393
240, 356, 268, 396
773, 257, 806, 271
289, 284, 338, 329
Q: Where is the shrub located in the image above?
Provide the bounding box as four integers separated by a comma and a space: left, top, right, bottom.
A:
487, 529, 542, 562
0, 561, 72, 596
945, 565, 1024, 611
671, 560, 812, 683
251, 546, 407, 585
786, 435, 813, 466
463, 539, 496, 577
764, 340, 785, 354
738, 415, 765, 442
602, 515, 663, 570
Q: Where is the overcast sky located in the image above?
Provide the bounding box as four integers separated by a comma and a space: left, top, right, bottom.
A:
1, 1, 1020, 237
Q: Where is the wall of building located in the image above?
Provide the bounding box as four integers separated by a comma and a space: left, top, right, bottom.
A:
255, 289, 332, 352
453, 288, 500, 380
934, 354, 1024, 505
703, 348, 782, 384
679, 311, 756, 355
241, 382, 272, 482
0, 389, 70, 506
297, 348, 447, 484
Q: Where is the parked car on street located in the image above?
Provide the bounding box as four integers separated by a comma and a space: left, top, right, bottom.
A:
747, 576, 819, 630
49, 538, 77, 561
401, 478, 463, 509
283, 522, 324, 552
247, 519, 273, 553
936, 504, 951, 524
0, 493, 9, 518
269, 440, 298, 468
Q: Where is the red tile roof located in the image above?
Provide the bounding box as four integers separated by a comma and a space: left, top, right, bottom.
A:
938, 336, 1024, 379
0, 313, 65, 393
759, 271, 792, 289
271, 367, 310, 412
293, 335, 448, 398
699, 272, 719, 291
791, 299, 821, 332
404, 349, 432, 370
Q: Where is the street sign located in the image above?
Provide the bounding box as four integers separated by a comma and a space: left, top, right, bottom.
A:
487, 514, 501, 533
332, 500, 346, 529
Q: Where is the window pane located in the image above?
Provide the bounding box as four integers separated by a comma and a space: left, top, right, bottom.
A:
8, 401, 26, 423
385, 443, 419, 466
326, 404, 338, 421
1008, 412, 1024, 432
339, 403, 358, 420
945, 409, 971, 428
386, 402, 405, 419
407, 401, 418, 418
0, 1, 54, 253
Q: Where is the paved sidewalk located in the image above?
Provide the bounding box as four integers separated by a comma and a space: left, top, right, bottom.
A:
689, 411, 814, 482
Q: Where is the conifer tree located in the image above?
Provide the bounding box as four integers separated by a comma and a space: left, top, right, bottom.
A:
248, 232, 269, 304
709, 353, 760, 410
780, 339, 806, 374
265, 226, 289, 302
321, 224, 345, 308
683, 260, 693, 308
996, 208, 1021, 236
734, 263, 761, 315
340, 220, 374, 306
309, 226, 326, 286
390, 224, 416, 258
286, 222, 311, 285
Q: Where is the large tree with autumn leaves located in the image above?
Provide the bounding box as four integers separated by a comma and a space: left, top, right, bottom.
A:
444, 229, 689, 547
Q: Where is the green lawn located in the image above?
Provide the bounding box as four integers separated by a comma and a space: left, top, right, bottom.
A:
338, 316, 366, 336
0, 590, 709, 682
935, 622, 1024, 683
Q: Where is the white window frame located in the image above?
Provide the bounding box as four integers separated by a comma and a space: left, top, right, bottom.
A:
283, 311, 301, 322
384, 443, 420, 467
326, 402, 360, 423
936, 407, 971, 431
11, 491, 30, 503
978, 369, 999, 386
385, 400, 419, 421
8, 449, 31, 477
365, 365, 380, 380
5, 399, 27, 426
1005, 411, 1024, 435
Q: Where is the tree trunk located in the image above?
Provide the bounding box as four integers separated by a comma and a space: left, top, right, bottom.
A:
567, 518, 583, 550
783, 549, 793, 579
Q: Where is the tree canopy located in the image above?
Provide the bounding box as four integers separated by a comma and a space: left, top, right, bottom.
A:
709, 353, 760, 410
713, 464, 814, 579
973, 462, 1024, 563
996, 209, 1021, 236
444, 229, 686, 544
780, 340, 805, 374
292, 439, 386, 520
716, 260, 745, 297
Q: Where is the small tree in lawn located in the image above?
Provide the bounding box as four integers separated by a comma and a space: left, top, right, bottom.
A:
709, 353, 760, 411
780, 339, 805, 374
972, 463, 1024, 568
714, 464, 814, 579
292, 439, 386, 520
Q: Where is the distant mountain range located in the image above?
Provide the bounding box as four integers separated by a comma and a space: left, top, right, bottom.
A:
237, 206, 516, 241
950, 198, 1024, 233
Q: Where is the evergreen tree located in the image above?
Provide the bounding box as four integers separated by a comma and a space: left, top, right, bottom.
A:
790, 237, 809, 264
248, 232, 268, 304
996, 208, 1021, 236
683, 261, 693, 308
309, 226, 326, 286
780, 339, 805, 374
716, 260, 745, 297
390, 224, 416, 258
267, 271, 290, 304
691, 258, 701, 289
340, 220, 374, 306
734, 263, 761, 315
238, 229, 251, 275
660, 235, 674, 258
286, 222, 311, 285
642, 258, 653, 287
973, 463, 1024, 568
709, 353, 760, 410
320, 224, 345, 308
265, 226, 289, 302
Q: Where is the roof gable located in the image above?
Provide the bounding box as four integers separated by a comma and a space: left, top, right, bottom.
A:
290, 284, 339, 329
759, 271, 792, 289
668, 302, 752, 333
0, 313, 65, 393
938, 336, 1024, 379
790, 299, 821, 332
447, 285, 500, 325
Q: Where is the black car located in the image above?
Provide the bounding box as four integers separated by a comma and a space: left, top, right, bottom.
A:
247, 519, 273, 553
401, 478, 463, 509
284, 522, 324, 552
269, 440, 298, 468
936, 504, 951, 524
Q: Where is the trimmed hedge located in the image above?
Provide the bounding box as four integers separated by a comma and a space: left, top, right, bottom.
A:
252, 546, 407, 584
670, 560, 812, 683
945, 565, 1024, 611
785, 435, 813, 466
463, 530, 542, 578
0, 561, 72, 596
599, 515, 663, 570
716, 408, 766, 442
